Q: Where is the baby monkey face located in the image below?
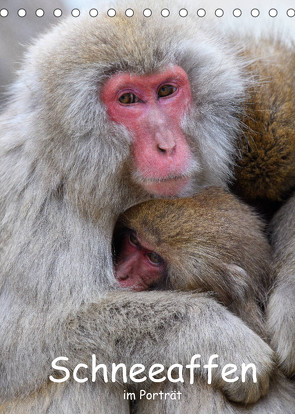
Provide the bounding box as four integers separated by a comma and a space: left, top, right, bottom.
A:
114, 230, 166, 291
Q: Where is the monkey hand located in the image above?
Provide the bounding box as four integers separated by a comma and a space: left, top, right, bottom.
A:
219, 336, 274, 404
267, 284, 295, 378
207, 309, 275, 404
218, 336, 274, 404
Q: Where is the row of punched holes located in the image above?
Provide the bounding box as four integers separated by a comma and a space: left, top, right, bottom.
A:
1, 7, 295, 18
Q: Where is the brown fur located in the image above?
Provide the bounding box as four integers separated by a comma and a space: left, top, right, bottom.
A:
233, 40, 295, 205
117, 186, 271, 337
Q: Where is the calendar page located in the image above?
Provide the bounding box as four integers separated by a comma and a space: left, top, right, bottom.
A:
0, 1, 294, 413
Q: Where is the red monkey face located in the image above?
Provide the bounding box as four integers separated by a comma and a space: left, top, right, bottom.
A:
101, 66, 193, 197
114, 231, 165, 291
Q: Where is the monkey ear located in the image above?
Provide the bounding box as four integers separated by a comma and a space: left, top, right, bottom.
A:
225, 264, 249, 280
222, 263, 252, 302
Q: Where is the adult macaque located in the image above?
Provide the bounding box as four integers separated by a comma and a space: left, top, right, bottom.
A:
0, 1, 294, 412
114, 187, 295, 413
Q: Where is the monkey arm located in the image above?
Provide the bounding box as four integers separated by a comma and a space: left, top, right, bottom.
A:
68, 291, 274, 404
0, 182, 274, 405
267, 277, 295, 377
267, 195, 295, 377
0, 291, 274, 405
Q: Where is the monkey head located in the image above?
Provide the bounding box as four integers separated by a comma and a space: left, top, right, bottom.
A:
11, 5, 246, 215
114, 187, 271, 305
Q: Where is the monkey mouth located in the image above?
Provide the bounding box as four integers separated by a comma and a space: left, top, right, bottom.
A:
149, 174, 189, 183
117, 279, 150, 292
133, 159, 200, 197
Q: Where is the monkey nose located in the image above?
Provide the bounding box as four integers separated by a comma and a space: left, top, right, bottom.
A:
116, 273, 129, 281
157, 143, 176, 156
155, 129, 176, 156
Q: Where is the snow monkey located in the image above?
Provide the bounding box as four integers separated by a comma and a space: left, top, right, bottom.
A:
114, 187, 295, 413
1, 0, 295, 412
114, 187, 271, 331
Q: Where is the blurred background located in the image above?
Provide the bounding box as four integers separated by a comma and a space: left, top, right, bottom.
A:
0, 0, 107, 107
0, 0, 295, 108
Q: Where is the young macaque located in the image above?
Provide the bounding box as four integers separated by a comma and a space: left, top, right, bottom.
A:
114, 186, 271, 337
114, 187, 295, 412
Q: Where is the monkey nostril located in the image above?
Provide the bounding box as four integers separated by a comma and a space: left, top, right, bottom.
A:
119, 274, 129, 281
157, 144, 176, 155
157, 145, 167, 153
115, 270, 129, 281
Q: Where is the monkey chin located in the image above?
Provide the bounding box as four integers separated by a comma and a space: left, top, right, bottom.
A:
142, 177, 190, 197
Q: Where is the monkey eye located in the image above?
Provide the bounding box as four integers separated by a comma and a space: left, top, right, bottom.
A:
146, 252, 163, 266
129, 232, 140, 247
158, 84, 177, 98
118, 93, 140, 105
